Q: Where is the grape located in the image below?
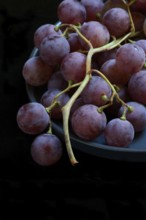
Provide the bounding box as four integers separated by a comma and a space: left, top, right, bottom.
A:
81, 75, 112, 107
118, 101, 146, 132
57, 0, 86, 25
34, 24, 62, 49
131, 0, 146, 14
40, 89, 70, 119
128, 70, 146, 105
47, 70, 68, 91
79, 21, 110, 50
135, 39, 146, 54
16, 103, 50, 135
71, 104, 107, 140
70, 97, 85, 116
22, 56, 53, 86
67, 33, 82, 52
102, 7, 130, 38
17, 0, 146, 166
131, 11, 145, 32
39, 34, 70, 66
116, 43, 145, 75
61, 52, 86, 83
31, 133, 63, 166
81, 0, 104, 21
104, 118, 135, 147
100, 58, 131, 85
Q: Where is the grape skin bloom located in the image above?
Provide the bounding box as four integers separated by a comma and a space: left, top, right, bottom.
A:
80, 21, 110, 49
31, 133, 63, 166
57, 0, 86, 25
71, 104, 107, 141
39, 34, 70, 66
16, 103, 50, 135
104, 118, 135, 147
102, 7, 130, 38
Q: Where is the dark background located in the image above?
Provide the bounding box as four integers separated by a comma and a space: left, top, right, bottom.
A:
1, 0, 146, 219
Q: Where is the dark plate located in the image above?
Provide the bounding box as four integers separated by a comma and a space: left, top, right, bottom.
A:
26, 48, 146, 163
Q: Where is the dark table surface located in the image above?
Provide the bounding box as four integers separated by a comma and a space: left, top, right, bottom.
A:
1, 0, 146, 219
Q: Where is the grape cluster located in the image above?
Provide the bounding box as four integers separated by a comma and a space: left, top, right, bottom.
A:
16, 0, 146, 166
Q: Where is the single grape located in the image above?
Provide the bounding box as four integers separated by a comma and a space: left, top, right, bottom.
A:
39, 34, 70, 66
71, 104, 107, 141
81, 75, 112, 107
102, 7, 130, 38
128, 70, 146, 105
16, 102, 50, 135
135, 39, 146, 55
116, 43, 145, 75
81, 0, 104, 21
104, 118, 135, 147
31, 133, 63, 166
100, 58, 131, 85
67, 33, 82, 52
79, 21, 110, 50
34, 24, 62, 49
40, 89, 70, 119
47, 70, 68, 91
22, 56, 53, 86
118, 101, 146, 132
57, 0, 86, 24
61, 52, 86, 83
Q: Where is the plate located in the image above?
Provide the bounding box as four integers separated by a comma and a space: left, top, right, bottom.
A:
25, 48, 146, 163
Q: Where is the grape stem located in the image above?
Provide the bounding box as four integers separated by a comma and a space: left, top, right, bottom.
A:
61, 31, 133, 165
92, 69, 132, 114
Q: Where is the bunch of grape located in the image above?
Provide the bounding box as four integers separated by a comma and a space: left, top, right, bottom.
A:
16, 0, 146, 166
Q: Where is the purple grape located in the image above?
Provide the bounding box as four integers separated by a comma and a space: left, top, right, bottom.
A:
135, 39, 146, 54
71, 104, 107, 140
39, 34, 70, 66
34, 24, 62, 49
22, 56, 53, 86
67, 33, 82, 52
81, 0, 104, 21
128, 70, 146, 105
57, 0, 86, 24
31, 133, 63, 166
81, 75, 112, 107
102, 7, 130, 38
40, 89, 70, 119
79, 21, 110, 50
100, 58, 131, 85
47, 70, 68, 91
61, 52, 86, 83
70, 97, 85, 116
116, 43, 145, 75
104, 118, 135, 147
118, 101, 146, 132
16, 102, 50, 135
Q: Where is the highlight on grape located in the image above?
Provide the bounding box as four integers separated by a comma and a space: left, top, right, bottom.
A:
16, 0, 146, 166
